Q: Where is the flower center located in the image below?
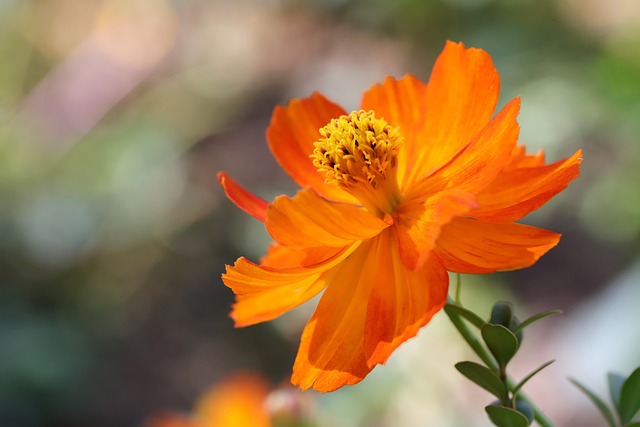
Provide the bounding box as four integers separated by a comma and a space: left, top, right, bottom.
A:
312, 110, 403, 216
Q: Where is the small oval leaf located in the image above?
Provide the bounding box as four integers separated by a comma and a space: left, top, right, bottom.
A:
455, 361, 506, 400
620, 367, 640, 423
485, 405, 531, 427
482, 324, 519, 368
624, 422, 640, 427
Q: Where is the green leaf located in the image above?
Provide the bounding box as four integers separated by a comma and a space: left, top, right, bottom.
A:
490, 302, 513, 327
513, 360, 555, 397
620, 367, 640, 423
455, 361, 506, 400
444, 304, 485, 329
608, 372, 625, 410
511, 310, 562, 335
624, 423, 640, 427
485, 405, 531, 427
569, 378, 617, 427
509, 315, 523, 344
481, 324, 519, 368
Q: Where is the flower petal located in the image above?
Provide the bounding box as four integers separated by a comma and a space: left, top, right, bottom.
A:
223, 243, 359, 327
472, 150, 582, 222
360, 75, 429, 188
434, 218, 561, 274
267, 92, 357, 204
503, 144, 545, 170
395, 190, 478, 270
406, 41, 501, 184
363, 229, 449, 366
259, 243, 342, 269
291, 238, 377, 392
217, 172, 269, 222
291, 230, 449, 392
406, 97, 521, 200
266, 188, 391, 249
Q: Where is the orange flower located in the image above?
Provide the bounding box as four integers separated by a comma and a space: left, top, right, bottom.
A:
145, 373, 271, 427
218, 41, 582, 392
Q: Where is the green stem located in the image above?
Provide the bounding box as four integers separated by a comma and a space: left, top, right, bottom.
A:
506, 382, 555, 427
445, 301, 497, 370
445, 298, 557, 427
455, 273, 462, 304
498, 366, 511, 407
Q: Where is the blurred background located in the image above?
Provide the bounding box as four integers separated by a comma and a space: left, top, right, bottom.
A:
0, 0, 639, 426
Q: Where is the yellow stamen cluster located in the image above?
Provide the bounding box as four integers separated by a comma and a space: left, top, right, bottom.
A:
312, 110, 403, 215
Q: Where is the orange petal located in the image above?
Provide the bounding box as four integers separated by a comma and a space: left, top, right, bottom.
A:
406, 41, 501, 184
360, 75, 429, 188
223, 243, 358, 327
291, 230, 449, 392
363, 229, 449, 366
394, 190, 478, 270
217, 172, 269, 222
259, 243, 343, 269
266, 188, 391, 249
267, 92, 357, 204
406, 97, 521, 200
503, 144, 545, 170
291, 238, 377, 392
434, 218, 561, 274
472, 150, 582, 222
193, 373, 271, 427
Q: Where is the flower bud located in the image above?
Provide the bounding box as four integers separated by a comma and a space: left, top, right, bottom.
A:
265, 387, 315, 427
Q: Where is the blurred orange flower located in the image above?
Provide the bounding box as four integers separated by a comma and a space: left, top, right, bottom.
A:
145, 373, 271, 427
218, 41, 582, 392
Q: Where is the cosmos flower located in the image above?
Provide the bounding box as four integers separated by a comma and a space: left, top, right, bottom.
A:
218, 41, 582, 392
145, 373, 271, 427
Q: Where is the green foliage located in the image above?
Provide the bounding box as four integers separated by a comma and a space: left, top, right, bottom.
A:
447, 300, 558, 426
455, 361, 506, 400
485, 404, 531, 427
514, 399, 534, 424
443, 304, 485, 329
619, 368, 640, 424
490, 302, 513, 327
508, 315, 523, 344
512, 360, 555, 397
511, 310, 562, 335
569, 378, 618, 427
571, 368, 640, 427
481, 323, 519, 369
609, 372, 626, 410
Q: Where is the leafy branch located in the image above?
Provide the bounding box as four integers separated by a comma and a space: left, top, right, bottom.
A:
445, 282, 560, 427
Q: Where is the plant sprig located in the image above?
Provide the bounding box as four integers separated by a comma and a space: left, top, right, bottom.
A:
445, 277, 560, 427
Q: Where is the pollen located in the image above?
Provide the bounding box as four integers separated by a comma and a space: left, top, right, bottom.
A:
312, 110, 403, 215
